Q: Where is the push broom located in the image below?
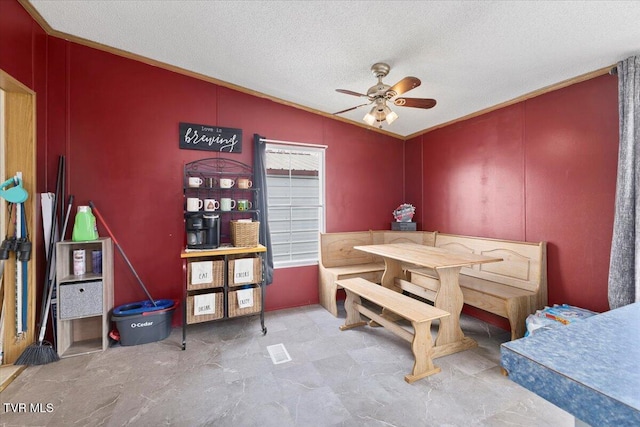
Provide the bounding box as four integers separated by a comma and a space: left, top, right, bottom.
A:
15, 186, 73, 366
15, 158, 63, 365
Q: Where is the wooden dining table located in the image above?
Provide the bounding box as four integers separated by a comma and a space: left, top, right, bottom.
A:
354, 242, 503, 358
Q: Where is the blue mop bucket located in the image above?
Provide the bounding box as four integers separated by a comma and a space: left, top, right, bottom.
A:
112, 299, 176, 346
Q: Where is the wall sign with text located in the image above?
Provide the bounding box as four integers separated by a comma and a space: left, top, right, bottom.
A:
179, 122, 242, 153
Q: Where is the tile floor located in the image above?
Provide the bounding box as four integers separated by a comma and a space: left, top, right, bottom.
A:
1, 303, 573, 426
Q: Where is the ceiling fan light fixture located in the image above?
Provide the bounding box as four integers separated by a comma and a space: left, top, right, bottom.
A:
385, 109, 399, 125
383, 105, 398, 124
364, 101, 398, 127
363, 109, 377, 126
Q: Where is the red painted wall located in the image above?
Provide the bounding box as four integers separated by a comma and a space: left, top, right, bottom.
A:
1, 0, 404, 323
0, 0, 38, 88
2, 0, 620, 333
524, 77, 618, 311
420, 104, 527, 240
408, 75, 618, 328
0, 0, 50, 318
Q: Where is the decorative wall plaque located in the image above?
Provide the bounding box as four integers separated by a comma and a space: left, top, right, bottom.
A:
179, 122, 242, 153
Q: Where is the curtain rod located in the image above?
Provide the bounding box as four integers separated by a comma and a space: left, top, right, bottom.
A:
260, 137, 328, 149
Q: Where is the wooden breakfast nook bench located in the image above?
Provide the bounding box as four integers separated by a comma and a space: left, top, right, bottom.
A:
319, 230, 436, 317
336, 277, 450, 384
407, 234, 547, 340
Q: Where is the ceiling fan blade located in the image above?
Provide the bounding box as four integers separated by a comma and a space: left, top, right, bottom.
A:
333, 103, 370, 115
387, 77, 421, 97
393, 97, 437, 109
336, 89, 368, 97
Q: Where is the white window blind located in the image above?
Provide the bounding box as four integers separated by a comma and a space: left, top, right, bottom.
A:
265, 144, 325, 268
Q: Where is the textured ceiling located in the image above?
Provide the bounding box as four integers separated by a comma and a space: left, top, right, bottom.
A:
27, 0, 640, 138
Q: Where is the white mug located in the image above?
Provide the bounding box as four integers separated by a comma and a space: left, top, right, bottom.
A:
204, 198, 219, 212
220, 198, 236, 211
188, 177, 203, 188
219, 178, 235, 189
238, 178, 253, 189
186, 197, 203, 212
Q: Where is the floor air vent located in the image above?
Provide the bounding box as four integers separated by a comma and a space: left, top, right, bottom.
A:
267, 343, 292, 364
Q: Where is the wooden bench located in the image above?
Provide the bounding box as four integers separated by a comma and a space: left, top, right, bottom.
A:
406, 234, 547, 340
319, 230, 436, 317
337, 277, 449, 383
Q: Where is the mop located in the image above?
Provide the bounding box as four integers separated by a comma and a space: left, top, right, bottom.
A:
89, 200, 158, 306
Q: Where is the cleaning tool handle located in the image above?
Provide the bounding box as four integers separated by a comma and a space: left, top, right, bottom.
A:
40, 194, 75, 345
61, 195, 74, 240
88, 201, 157, 307
39, 158, 64, 323
88, 201, 119, 245
38, 276, 55, 344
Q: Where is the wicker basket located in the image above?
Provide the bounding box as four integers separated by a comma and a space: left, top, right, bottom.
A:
231, 221, 260, 247
187, 292, 223, 324
187, 260, 224, 290
228, 257, 262, 285
228, 286, 262, 318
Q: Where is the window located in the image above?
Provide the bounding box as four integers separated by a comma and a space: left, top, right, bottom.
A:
266, 144, 325, 268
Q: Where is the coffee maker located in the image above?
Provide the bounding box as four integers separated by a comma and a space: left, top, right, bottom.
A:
185, 213, 220, 249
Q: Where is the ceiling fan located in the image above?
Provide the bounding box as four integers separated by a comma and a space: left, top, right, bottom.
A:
334, 62, 436, 128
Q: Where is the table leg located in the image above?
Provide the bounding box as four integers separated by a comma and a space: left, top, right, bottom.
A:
380, 258, 403, 291
371, 257, 404, 325
432, 266, 477, 356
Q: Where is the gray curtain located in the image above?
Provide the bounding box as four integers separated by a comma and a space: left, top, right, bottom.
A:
253, 134, 274, 285
608, 55, 640, 309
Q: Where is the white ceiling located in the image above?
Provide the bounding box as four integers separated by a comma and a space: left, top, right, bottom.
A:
28, 0, 640, 138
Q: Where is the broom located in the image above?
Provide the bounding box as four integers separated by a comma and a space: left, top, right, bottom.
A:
15, 194, 73, 365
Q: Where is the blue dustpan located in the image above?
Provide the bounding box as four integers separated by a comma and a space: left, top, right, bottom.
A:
0, 177, 28, 203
